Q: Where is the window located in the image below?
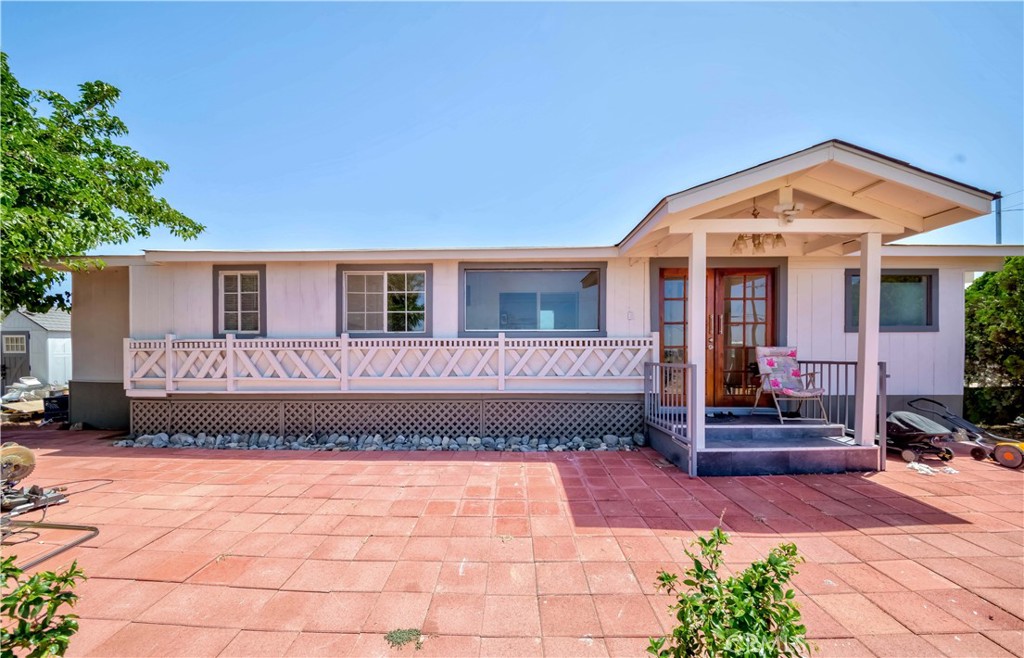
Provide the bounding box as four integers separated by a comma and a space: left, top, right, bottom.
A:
213, 266, 266, 337
464, 268, 602, 333
845, 269, 938, 332
3, 335, 26, 353
344, 271, 426, 333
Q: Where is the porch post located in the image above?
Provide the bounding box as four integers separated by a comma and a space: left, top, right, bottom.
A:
854, 232, 881, 446
685, 230, 707, 452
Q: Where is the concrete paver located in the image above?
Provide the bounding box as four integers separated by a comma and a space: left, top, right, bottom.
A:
1, 427, 1020, 657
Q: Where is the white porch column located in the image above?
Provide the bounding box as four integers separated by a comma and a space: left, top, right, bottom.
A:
685, 230, 707, 451
854, 232, 881, 446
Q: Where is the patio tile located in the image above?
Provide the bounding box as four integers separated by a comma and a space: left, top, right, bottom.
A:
354, 536, 408, 560
576, 536, 627, 562
362, 591, 432, 633
219, 630, 299, 657
542, 636, 610, 657
823, 563, 908, 593
869, 559, 962, 590
422, 593, 485, 635
864, 591, 973, 634
860, 633, 948, 657
74, 578, 176, 621
583, 561, 643, 594
416, 634, 480, 657
188, 555, 257, 585
918, 557, 1018, 589
982, 630, 1024, 656
280, 559, 349, 592
539, 594, 602, 636
812, 638, 876, 657
919, 589, 1024, 632
486, 561, 537, 595
533, 535, 579, 561
536, 561, 590, 595
136, 583, 274, 628
922, 632, 1017, 657
973, 588, 1024, 619
102, 550, 214, 583
591, 594, 662, 637
435, 560, 489, 594
89, 622, 239, 657
812, 593, 909, 636
383, 560, 442, 592
481, 594, 542, 637
64, 618, 130, 658
283, 632, 362, 657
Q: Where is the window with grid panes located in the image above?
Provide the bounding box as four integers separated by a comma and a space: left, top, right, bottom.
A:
220, 271, 261, 334
2, 335, 27, 353
345, 271, 426, 333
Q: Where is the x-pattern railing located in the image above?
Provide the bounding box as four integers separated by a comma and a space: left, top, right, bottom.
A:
125, 333, 658, 393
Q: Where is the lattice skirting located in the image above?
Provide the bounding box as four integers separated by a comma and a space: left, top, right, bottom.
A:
130, 398, 642, 438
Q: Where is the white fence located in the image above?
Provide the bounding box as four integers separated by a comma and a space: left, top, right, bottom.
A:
124, 334, 657, 394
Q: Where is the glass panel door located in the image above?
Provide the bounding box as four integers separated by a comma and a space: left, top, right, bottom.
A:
659, 268, 774, 407
714, 270, 773, 407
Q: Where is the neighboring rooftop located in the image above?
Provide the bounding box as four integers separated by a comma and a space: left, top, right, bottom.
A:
20, 308, 71, 332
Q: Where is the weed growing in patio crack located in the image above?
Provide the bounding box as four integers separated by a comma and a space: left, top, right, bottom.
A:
385, 628, 423, 651
648, 527, 808, 658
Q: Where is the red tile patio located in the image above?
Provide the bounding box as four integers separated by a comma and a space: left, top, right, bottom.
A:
3, 426, 1022, 657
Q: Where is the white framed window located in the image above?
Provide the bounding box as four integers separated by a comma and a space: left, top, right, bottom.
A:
345, 271, 426, 333
3, 335, 27, 353
219, 270, 262, 334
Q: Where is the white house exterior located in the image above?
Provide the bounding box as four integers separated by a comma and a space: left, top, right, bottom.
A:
68, 141, 1014, 470
0, 309, 72, 389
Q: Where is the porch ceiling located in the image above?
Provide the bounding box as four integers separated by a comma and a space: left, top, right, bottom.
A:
619, 140, 998, 257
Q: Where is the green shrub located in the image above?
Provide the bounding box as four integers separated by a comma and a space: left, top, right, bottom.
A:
384, 628, 423, 651
1, 556, 85, 658
648, 527, 809, 658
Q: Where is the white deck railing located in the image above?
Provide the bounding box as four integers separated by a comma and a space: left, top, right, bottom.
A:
124, 333, 658, 394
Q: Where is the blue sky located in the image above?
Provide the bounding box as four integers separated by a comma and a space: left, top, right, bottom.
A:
3, 1, 1022, 253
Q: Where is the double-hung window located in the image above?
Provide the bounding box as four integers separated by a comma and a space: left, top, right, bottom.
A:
343, 270, 427, 334
463, 266, 603, 335
215, 266, 266, 337
845, 269, 938, 332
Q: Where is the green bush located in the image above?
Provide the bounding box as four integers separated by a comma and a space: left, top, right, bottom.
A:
648, 527, 809, 658
964, 386, 1024, 426
1, 556, 85, 658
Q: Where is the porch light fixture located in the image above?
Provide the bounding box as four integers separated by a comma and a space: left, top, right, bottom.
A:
730, 234, 750, 254
731, 232, 786, 254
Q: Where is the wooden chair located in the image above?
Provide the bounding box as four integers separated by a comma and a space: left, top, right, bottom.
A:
752, 346, 829, 424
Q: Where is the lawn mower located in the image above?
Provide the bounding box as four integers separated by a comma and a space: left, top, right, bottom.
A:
885, 398, 1024, 469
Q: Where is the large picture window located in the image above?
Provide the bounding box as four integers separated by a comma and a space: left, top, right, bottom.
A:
845, 269, 938, 332
464, 268, 602, 333
344, 271, 426, 334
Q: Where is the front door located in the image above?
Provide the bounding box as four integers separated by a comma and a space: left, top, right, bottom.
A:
1, 332, 31, 389
659, 268, 775, 406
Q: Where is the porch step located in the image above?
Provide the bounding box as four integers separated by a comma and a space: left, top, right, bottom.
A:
705, 422, 847, 445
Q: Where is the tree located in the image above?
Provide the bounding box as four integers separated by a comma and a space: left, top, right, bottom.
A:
1, 52, 203, 314
965, 256, 1024, 388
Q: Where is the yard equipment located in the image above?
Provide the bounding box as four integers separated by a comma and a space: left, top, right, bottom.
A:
891, 398, 1024, 469
885, 408, 958, 463
1, 442, 99, 569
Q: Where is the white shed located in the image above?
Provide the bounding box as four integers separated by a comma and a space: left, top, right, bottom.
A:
0, 309, 73, 388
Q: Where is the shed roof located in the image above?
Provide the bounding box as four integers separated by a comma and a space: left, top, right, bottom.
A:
21, 309, 71, 332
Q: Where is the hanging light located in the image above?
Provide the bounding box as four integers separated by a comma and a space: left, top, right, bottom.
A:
730, 234, 749, 254
752, 234, 766, 254
771, 233, 787, 248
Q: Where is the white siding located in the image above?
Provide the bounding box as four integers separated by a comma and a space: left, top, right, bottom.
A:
130, 264, 213, 339
787, 257, 966, 395
606, 258, 649, 337
266, 263, 336, 337
433, 260, 459, 337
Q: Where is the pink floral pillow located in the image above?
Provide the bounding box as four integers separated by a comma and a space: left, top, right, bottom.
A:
755, 347, 804, 391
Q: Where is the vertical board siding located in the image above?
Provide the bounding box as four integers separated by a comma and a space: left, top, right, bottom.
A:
788, 259, 966, 396
130, 264, 212, 339
266, 262, 336, 337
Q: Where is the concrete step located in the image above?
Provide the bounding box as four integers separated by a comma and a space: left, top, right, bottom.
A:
705, 422, 846, 441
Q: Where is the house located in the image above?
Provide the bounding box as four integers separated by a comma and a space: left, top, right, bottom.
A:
67, 141, 1016, 474
0, 308, 72, 389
